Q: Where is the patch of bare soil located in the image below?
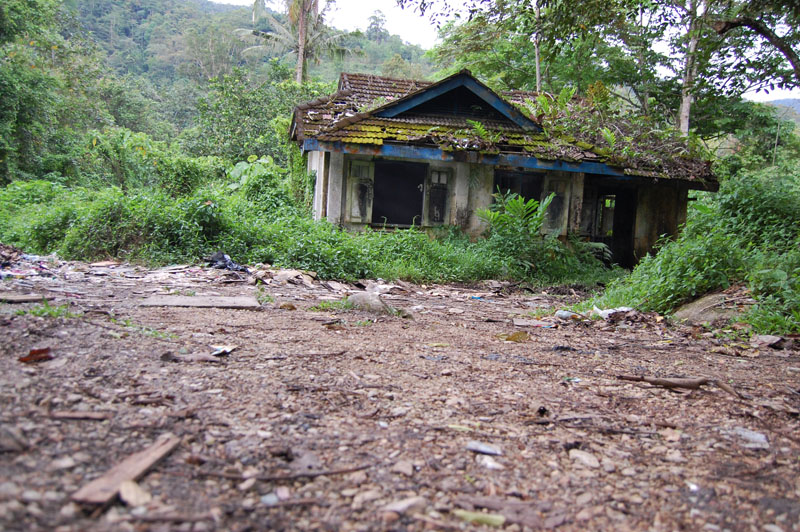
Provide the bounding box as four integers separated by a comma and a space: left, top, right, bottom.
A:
1, 254, 799, 532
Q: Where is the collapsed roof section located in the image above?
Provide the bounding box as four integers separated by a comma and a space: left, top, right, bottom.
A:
290, 70, 717, 189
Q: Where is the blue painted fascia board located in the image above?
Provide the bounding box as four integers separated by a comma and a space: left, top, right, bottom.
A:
302, 139, 628, 178
373, 75, 542, 132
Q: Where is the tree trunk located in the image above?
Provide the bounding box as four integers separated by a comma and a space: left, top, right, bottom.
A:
295, 4, 307, 83
678, 0, 702, 135
534, 2, 541, 92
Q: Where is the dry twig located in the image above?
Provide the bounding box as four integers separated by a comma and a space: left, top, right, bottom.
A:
616, 375, 741, 398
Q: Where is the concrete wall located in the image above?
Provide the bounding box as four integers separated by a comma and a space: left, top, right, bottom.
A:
633, 182, 689, 261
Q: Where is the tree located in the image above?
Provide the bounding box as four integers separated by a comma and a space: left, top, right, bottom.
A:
248, 0, 339, 83
400, 0, 799, 134
366, 11, 389, 43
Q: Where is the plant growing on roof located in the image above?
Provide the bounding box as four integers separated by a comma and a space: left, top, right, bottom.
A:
466, 119, 502, 145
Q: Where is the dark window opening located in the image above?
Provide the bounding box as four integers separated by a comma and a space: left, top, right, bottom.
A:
372, 161, 426, 226
493, 170, 543, 202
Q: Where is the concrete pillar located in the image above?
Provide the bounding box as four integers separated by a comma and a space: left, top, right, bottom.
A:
450, 162, 470, 227
568, 172, 584, 234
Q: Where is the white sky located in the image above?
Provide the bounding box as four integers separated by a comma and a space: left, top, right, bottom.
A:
210, 0, 798, 101
210, 0, 440, 48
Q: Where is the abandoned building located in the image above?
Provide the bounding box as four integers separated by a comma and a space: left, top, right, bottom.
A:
290, 70, 717, 267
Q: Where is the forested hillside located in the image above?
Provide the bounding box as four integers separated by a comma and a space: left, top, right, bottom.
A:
1, 0, 799, 332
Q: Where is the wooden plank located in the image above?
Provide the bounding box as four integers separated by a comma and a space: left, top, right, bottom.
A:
139, 296, 261, 309
0, 293, 55, 303
51, 411, 114, 421
71, 433, 180, 505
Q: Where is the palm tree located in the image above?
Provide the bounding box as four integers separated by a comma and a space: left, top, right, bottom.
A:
244, 0, 339, 83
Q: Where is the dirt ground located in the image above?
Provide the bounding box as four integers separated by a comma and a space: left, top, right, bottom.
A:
1, 252, 799, 532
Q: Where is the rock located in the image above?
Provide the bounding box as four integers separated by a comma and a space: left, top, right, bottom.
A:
50, 456, 76, 471
260, 493, 280, 506
728, 427, 769, 450
347, 292, 391, 314
59, 502, 79, 519
673, 292, 741, 324
389, 407, 409, 417
0, 426, 28, 452
352, 489, 382, 510
466, 440, 502, 456
751, 335, 785, 349
477, 455, 505, 470
383, 496, 426, 514
0, 482, 20, 498
392, 460, 414, 477
119, 480, 152, 507
569, 449, 600, 469
20, 490, 41, 503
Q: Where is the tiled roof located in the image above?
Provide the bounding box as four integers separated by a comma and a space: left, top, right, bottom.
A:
291, 72, 715, 185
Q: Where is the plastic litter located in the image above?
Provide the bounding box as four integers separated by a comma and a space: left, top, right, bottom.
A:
207, 251, 249, 273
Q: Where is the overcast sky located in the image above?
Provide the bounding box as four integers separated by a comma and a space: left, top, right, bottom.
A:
210, 0, 440, 48
209, 0, 798, 102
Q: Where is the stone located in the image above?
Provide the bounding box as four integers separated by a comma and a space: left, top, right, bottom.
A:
0, 482, 20, 498
477, 455, 505, 470
392, 460, 414, 477
673, 293, 741, 324
352, 489, 382, 510
383, 496, 426, 514
729, 427, 769, 450
569, 449, 600, 469
347, 292, 392, 314
20, 490, 41, 503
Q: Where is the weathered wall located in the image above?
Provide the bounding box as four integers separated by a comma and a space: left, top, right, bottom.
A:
465, 164, 493, 235
633, 182, 689, 261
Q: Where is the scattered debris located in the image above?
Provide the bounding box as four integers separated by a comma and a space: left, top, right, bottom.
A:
72, 432, 180, 505
496, 331, 529, 342
555, 310, 585, 320
210, 344, 238, 357
512, 318, 553, 328
466, 440, 502, 456
207, 251, 249, 273
591, 306, 634, 320
18, 347, 53, 363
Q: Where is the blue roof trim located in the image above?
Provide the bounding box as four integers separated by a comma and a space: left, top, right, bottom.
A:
303, 139, 629, 178
372, 73, 542, 133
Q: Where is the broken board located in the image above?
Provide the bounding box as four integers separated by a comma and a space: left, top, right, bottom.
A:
72, 433, 180, 505
139, 295, 261, 309
0, 293, 55, 303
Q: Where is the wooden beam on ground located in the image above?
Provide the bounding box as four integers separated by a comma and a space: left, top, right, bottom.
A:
72, 433, 180, 506
139, 296, 261, 309
0, 293, 55, 303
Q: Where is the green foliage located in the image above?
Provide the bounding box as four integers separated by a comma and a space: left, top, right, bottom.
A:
76, 128, 227, 194
16, 300, 81, 319
477, 189, 618, 285
190, 66, 332, 166
309, 299, 355, 311
592, 161, 800, 333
